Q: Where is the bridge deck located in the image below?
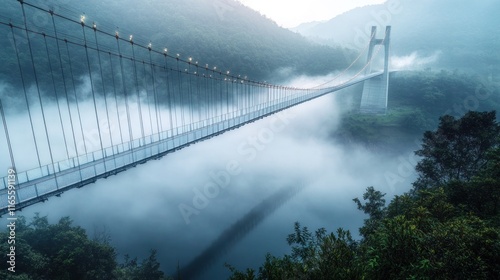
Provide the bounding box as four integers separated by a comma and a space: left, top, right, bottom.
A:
0, 72, 382, 215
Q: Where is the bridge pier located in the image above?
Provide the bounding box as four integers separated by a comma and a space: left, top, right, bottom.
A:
360, 26, 391, 114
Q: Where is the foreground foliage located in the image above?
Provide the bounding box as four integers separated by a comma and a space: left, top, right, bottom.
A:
0, 215, 170, 280
228, 111, 500, 279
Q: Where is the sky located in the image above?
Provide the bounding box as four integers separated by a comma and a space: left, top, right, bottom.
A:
236, 0, 387, 28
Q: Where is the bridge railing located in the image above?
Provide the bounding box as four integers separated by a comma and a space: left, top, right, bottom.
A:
0, 86, 310, 184
0, 0, 385, 214
0, 71, 371, 206
0, 87, 328, 212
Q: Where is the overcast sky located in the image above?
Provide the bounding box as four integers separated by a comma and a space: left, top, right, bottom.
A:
237, 0, 387, 28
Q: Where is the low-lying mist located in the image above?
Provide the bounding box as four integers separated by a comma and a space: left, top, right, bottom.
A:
1, 74, 418, 278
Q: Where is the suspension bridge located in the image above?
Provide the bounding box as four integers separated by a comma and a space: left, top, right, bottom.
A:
0, 0, 392, 215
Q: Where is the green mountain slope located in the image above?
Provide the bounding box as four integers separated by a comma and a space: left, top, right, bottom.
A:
333, 70, 500, 152
0, 0, 353, 88
293, 0, 500, 75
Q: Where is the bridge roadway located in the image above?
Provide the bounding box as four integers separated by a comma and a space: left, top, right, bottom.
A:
0, 71, 383, 215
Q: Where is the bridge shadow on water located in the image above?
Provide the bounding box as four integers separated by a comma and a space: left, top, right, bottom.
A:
179, 183, 307, 279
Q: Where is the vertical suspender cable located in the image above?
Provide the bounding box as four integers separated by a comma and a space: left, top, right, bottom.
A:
116, 32, 134, 144
163, 52, 174, 134
204, 67, 210, 122
205, 67, 210, 122
93, 23, 114, 152
0, 98, 22, 207
275, 86, 278, 106
250, 81, 254, 112
145, 61, 154, 137
285, 87, 288, 106
81, 18, 105, 164
249, 81, 253, 112
141, 60, 154, 137
273, 86, 276, 108
21, 3, 56, 174
233, 78, 237, 115
108, 52, 124, 145
64, 39, 87, 155
242, 80, 246, 113
231, 78, 235, 117
176, 56, 184, 131
195, 63, 201, 124
9, 22, 41, 168
0, 100, 15, 173
50, 14, 83, 181
278, 86, 281, 105
225, 75, 229, 117
250, 82, 254, 111
239, 79, 243, 113
219, 71, 223, 119
250, 81, 253, 112
42, 30, 69, 162
233, 79, 237, 117
238, 79, 242, 114
211, 70, 217, 119
130, 40, 145, 140
256, 83, 260, 110
247, 80, 250, 113
246, 80, 251, 113
148, 48, 161, 136
187, 60, 194, 125
51, 13, 79, 161
240, 79, 244, 114
40, 32, 58, 179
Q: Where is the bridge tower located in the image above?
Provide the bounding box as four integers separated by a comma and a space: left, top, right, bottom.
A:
360, 26, 391, 114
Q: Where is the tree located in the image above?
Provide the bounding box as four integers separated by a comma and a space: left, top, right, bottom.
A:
360, 195, 500, 279
21, 215, 117, 279
226, 223, 360, 280
228, 111, 500, 279
0, 214, 171, 280
353, 186, 387, 238
316, 228, 360, 279
116, 250, 168, 280
445, 147, 500, 219
414, 111, 500, 190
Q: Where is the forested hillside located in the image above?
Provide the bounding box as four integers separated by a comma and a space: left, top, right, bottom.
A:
227, 111, 500, 279
293, 0, 500, 75
0, 0, 351, 90
333, 70, 500, 152
75, 0, 352, 79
